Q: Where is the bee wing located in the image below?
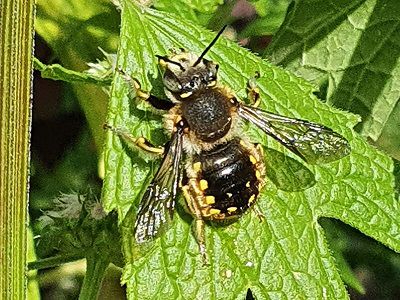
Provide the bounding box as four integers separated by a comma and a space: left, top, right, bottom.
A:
134, 127, 184, 244
238, 104, 350, 164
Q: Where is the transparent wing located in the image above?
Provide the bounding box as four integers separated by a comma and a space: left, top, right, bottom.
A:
134, 127, 184, 244
238, 104, 350, 164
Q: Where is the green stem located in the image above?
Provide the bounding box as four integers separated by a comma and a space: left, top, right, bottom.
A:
28, 254, 84, 270
0, 0, 35, 299
79, 254, 109, 300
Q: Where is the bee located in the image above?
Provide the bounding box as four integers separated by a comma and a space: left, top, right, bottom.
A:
108, 26, 350, 261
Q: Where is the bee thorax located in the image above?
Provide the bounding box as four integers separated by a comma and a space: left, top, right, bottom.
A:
181, 88, 233, 143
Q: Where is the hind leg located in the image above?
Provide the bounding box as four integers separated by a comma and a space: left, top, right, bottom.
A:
181, 184, 208, 265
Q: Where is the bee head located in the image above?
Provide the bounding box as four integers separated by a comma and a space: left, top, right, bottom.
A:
157, 52, 219, 99
156, 25, 227, 101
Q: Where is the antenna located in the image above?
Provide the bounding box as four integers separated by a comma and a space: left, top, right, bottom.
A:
156, 55, 185, 71
193, 25, 227, 67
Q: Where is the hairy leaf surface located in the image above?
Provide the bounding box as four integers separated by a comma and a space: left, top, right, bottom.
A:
102, 1, 399, 299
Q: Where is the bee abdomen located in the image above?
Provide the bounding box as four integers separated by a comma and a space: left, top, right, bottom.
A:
190, 138, 263, 221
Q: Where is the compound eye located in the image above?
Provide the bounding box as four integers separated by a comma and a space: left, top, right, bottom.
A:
189, 80, 197, 88
207, 63, 218, 81
163, 69, 182, 92
208, 72, 216, 81
205, 69, 217, 86
188, 76, 200, 89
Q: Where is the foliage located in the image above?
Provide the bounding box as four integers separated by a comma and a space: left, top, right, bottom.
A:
35, 0, 120, 150
265, 0, 400, 160
33, 190, 123, 299
32, 0, 400, 299
101, 1, 400, 299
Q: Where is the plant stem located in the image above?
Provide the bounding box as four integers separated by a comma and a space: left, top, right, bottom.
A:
78, 254, 109, 300
0, 0, 35, 299
28, 254, 84, 270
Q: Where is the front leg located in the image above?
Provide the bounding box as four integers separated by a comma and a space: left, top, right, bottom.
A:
247, 71, 261, 107
104, 124, 164, 155
117, 68, 174, 111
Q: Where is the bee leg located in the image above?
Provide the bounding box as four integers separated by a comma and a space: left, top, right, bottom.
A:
252, 204, 265, 223
194, 218, 208, 265
255, 143, 264, 155
182, 185, 209, 265
247, 71, 261, 108
117, 68, 174, 111
103, 124, 164, 155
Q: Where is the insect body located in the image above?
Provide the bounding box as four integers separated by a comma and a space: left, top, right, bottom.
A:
187, 138, 262, 222
112, 26, 350, 261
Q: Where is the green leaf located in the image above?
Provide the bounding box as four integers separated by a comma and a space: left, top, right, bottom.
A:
241, 0, 291, 37
394, 159, 400, 195
248, 0, 270, 16
320, 218, 400, 297
36, 190, 123, 268
264, 0, 400, 160
102, 1, 399, 299
263, 147, 316, 191
178, 0, 224, 13
320, 219, 365, 294
374, 102, 400, 160
35, 0, 120, 151
153, 0, 223, 26
34, 58, 112, 86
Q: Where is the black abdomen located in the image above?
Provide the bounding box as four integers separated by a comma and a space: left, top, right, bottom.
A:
194, 139, 261, 220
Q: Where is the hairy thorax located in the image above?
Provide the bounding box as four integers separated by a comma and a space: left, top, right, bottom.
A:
164, 86, 239, 153
184, 88, 232, 136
